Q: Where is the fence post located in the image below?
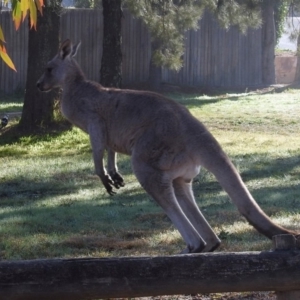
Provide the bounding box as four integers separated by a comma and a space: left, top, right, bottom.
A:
274, 234, 300, 300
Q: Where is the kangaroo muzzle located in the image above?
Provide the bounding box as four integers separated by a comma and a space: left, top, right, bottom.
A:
36, 80, 51, 92
36, 81, 42, 90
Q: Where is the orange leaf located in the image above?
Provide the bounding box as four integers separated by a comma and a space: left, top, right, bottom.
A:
0, 44, 6, 53
0, 46, 17, 72
13, 1, 22, 30
29, 0, 37, 29
35, 0, 43, 15
14, 18, 21, 31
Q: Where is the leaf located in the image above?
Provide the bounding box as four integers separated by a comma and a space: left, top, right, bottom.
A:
11, 0, 18, 11
0, 45, 17, 72
0, 26, 5, 43
21, 0, 29, 22
35, 0, 44, 16
13, 0, 22, 30
29, 0, 37, 29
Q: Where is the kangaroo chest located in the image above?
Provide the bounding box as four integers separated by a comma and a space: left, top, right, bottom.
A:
61, 99, 89, 133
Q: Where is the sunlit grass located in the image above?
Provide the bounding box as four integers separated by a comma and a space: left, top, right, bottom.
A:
0, 127, 90, 157
0, 94, 23, 114
0, 88, 300, 260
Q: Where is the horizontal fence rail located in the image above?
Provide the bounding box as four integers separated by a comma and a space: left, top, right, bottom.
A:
0, 250, 300, 300
0, 235, 300, 300
0, 9, 262, 94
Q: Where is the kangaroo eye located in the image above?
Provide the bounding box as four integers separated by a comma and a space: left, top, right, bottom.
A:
47, 67, 52, 73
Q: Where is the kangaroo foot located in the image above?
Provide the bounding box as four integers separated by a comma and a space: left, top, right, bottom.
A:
180, 243, 206, 254
102, 175, 117, 196
204, 240, 221, 252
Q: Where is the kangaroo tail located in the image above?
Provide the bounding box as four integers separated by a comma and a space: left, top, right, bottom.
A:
199, 134, 297, 239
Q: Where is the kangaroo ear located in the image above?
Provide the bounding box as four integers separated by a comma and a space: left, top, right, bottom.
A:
71, 41, 81, 57
59, 39, 72, 59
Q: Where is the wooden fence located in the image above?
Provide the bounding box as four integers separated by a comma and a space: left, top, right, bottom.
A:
0, 8, 262, 94
0, 235, 300, 300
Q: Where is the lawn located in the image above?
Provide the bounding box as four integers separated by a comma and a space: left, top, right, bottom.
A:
0, 87, 300, 261
0, 92, 24, 114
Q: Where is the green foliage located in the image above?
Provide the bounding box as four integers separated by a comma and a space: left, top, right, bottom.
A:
125, 0, 205, 70
274, 0, 290, 44
125, 0, 263, 70
285, 0, 300, 44
213, 0, 262, 33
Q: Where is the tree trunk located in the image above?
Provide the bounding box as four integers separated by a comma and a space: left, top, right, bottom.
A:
261, 0, 276, 85
294, 34, 300, 82
19, 1, 61, 131
100, 0, 122, 88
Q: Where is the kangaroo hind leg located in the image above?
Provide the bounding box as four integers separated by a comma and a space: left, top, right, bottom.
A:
173, 178, 221, 252
132, 159, 206, 253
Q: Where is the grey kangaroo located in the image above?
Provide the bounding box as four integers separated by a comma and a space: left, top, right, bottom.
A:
37, 39, 297, 253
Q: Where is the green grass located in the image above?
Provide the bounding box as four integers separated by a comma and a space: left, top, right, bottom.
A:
0, 88, 300, 260
0, 93, 24, 114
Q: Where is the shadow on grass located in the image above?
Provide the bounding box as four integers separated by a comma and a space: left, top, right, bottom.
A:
2, 151, 299, 211
0, 122, 73, 147
172, 83, 300, 109
1, 148, 300, 258
192, 153, 300, 197
0, 172, 94, 201
173, 92, 255, 109
240, 155, 300, 181
1, 180, 298, 259
1, 165, 299, 223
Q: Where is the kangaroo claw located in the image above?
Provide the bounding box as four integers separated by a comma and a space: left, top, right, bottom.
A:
109, 171, 125, 188
102, 174, 117, 195
108, 190, 116, 196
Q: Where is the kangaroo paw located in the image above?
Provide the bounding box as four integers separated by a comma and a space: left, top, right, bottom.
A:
109, 171, 125, 188
102, 175, 116, 195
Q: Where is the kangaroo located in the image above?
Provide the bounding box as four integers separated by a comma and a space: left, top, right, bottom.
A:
37, 39, 297, 253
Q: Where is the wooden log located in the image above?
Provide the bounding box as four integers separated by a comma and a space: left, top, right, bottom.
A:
274, 234, 300, 300
277, 291, 300, 300
273, 234, 297, 251
1, 249, 300, 300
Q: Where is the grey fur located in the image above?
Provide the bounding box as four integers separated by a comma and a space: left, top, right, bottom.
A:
37, 39, 296, 253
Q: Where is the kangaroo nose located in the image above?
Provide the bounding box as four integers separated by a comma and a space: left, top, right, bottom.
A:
36, 82, 41, 88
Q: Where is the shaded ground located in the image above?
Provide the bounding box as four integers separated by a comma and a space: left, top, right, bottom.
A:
109, 292, 276, 300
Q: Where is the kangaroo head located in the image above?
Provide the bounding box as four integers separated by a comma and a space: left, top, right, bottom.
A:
37, 39, 81, 92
